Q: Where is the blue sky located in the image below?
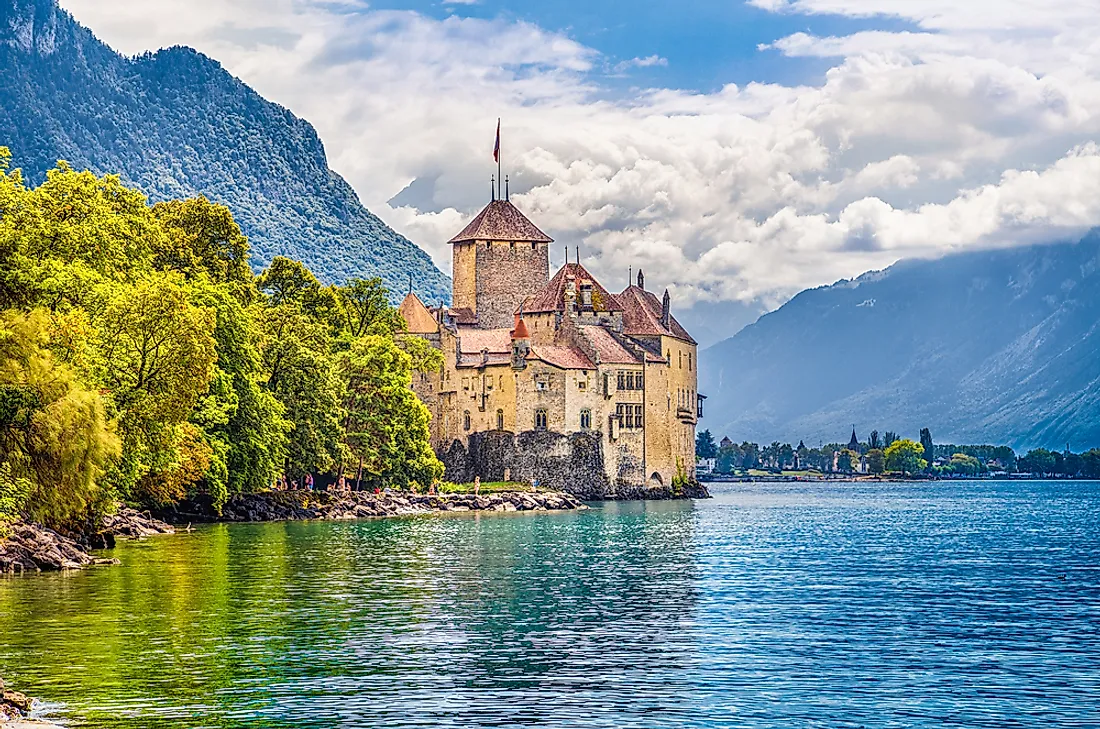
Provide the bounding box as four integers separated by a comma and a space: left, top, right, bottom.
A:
346, 0, 915, 91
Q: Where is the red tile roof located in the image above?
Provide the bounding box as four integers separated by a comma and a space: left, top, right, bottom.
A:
398, 292, 438, 334
457, 328, 512, 354
614, 286, 696, 344
520, 263, 626, 315
575, 325, 640, 364
447, 307, 478, 325
448, 200, 554, 244
530, 344, 595, 370
511, 316, 530, 340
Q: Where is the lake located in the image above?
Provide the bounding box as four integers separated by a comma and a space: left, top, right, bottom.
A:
1, 480, 1098, 728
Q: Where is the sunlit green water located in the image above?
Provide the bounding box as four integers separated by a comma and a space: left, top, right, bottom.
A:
1, 481, 1099, 728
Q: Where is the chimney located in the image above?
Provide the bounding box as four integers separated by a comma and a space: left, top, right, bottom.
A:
661, 289, 671, 329
637, 269, 645, 289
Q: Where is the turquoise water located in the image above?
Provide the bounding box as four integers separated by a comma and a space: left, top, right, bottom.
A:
1, 480, 1099, 728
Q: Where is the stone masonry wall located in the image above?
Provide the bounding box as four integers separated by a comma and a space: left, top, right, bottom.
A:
474, 240, 550, 329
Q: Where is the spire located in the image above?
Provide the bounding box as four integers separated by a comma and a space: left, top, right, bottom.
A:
505, 175, 510, 201
491, 174, 496, 201
660, 289, 671, 329
637, 269, 645, 289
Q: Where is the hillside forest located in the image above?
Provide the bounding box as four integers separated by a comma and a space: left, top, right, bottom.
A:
0, 149, 444, 532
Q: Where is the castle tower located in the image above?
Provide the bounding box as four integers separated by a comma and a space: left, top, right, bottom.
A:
448, 200, 553, 329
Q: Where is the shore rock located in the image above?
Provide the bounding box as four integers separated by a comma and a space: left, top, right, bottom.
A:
0, 677, 63, 729
0, 523, 119, 574
154, 490, 588, 525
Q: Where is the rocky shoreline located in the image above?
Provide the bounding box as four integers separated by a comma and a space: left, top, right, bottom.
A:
0, 508, 174, 574
153, 489, 587, 524
0, 676, 62, 728
0, 491, 587, 574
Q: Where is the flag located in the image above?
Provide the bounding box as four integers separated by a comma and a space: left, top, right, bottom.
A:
493, 119, 500, 163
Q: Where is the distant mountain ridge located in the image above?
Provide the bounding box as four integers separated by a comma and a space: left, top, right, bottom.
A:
0, 0, 450, 303
700, 232, 1100, 451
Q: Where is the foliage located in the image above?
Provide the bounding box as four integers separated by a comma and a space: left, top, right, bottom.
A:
339, 335, 443, 491
0, 153, 443, 525
919, 428, 935, 473
885, 439, 926, 475
696, 429, 718, 460
0, 309, 119, 528
866, 448, 886, 475
835, 448, 858, 473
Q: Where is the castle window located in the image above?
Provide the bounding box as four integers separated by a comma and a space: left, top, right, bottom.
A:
580, 409, 592, 430
496, 409, 504, 430
679, 351, 683, 369
463, 411, 472, 431
688, 353, 693, 371
617, 371, 625, 390
531, 242, 537, 250
635, 405, 644, 429
577, 378, 587, 391
535, 409, 548, 430
603, 373, 610, 396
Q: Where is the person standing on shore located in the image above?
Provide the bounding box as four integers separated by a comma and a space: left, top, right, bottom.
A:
474, 476, 481, 496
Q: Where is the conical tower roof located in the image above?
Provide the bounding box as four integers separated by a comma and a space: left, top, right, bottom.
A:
448, 200, 553, 244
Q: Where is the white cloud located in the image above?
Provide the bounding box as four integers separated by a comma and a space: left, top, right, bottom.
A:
55, 0, 1100, 317
613, 54, 669, 73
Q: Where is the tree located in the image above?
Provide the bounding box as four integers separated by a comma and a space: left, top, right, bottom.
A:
258, 301, 346, 482
883, 431, 898, 448
835, 448, 857, 473
339, 335, 442, 490
1020, 448, 1056, 476
338, 277, 403, 339
869, 430, 881, 450
0, 310, 119, 528
885, 439, 927, 475
866, 448, 885, 475
919, 428, 934, 471
152, 196, 253, 298
0, 160, 160, 311
948, 453, 981, 476
90, 276, 218, 501
696, 429, 718, 460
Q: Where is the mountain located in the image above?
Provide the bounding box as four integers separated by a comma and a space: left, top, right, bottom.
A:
699, 232, 1100, 451
0, 0, 450, 303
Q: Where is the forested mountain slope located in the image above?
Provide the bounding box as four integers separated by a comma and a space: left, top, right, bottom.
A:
0, 0, 450, 302
700, 232, 1100, 450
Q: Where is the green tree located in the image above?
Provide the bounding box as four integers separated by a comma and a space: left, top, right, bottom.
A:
189, 283, 290, 507
258, 301, 346, 481
90, 276, 217, 502
885, 439, 927, 475
339, 335, 442, 490
948, 453, 981, 476
0, 310, 119, 528
866, 448, 886, 475
152, 196, 253, 297
338, 277, 404, 339
919, 428, 934, 472
0, 160, 160, 311
835, 448, 857, 473
696, 429, 718, 460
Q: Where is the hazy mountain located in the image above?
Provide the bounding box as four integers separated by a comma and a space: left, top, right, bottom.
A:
0, 0, 450, 303
700, 232, 1100, 451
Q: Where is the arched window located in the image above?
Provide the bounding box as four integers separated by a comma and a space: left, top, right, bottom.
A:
580, 409, 592, 430
463, 411, 472, 431
535, 409, 548, 430
496, 409, 505, 430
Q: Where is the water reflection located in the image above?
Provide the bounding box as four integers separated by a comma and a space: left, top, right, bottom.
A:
1, 483, 1099, 728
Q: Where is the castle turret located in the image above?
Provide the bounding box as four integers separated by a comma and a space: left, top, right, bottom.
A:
448, 199, 553, 329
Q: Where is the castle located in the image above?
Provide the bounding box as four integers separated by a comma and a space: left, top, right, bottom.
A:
399, 194, 702, 496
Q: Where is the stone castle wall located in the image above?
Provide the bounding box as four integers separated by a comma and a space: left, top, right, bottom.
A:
473, 240, 550, 329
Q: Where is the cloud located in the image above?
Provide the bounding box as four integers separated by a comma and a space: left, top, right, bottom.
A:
612, 55, 669, 73
56, 0, 1100, 317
